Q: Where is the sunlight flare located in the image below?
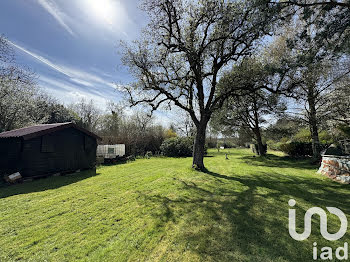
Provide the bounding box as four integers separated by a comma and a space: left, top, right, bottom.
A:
85, 0, 117, 25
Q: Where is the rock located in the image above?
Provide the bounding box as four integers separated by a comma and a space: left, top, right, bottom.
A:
4, 172, 22, 183
338, 176, 350, 184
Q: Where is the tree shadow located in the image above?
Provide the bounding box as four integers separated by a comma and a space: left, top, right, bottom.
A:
0, 169, 100, 199
137, 167, 350, 261
238, 154, 318, 170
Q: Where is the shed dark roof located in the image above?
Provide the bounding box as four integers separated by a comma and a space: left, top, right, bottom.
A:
0, 122, 101, 140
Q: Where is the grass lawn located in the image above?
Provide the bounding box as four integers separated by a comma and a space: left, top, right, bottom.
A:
1, 148, 350, 261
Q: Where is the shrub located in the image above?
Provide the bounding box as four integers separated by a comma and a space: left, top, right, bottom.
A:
223, 141, 235, 148
216, 141, 236, 149
338, 124, 350, 138
207, 141, 217, 148
160, 137, 194, 157
293, 128, 311, 143
279, 142, 313, 157
292, 129, 334, 144
160, 137, 208, 157
280, 137, 290, 143
280, 141, 331, 157
319, 130, 334, 144
266, 140, 279, 150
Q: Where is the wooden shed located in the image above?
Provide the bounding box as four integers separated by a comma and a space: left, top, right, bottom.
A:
0, 122, 101, 178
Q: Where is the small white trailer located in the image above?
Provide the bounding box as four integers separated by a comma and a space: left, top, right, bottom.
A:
97, 144, 125, 161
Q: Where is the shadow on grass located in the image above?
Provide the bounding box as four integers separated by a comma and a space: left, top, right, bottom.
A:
0, 169, 100, 199
99, 159, 129, 166
137, 166, 350, 261
238, 153, 318, 170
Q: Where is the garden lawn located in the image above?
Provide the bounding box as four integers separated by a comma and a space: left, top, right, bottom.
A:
1, 148, 350, 262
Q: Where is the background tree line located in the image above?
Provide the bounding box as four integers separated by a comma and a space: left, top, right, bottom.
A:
1, 0, 350, 165
0, 35, 176, 156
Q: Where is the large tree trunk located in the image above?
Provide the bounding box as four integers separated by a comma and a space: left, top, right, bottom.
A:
254, 127, 265, 156
307, 86, 321, 159
252, 100, 265, 156
192, 121, 207, 170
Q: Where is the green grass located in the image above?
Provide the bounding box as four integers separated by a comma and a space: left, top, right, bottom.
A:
1, 148, 350, 261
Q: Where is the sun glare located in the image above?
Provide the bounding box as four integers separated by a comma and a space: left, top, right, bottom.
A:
85, 0, 116, 25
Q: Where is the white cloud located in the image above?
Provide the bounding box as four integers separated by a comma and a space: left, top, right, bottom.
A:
10, 41, 69, 77
70, 78, 94, 87
9, 41, 117, 90
39, 75, 109, 109
37, 0, 75, 36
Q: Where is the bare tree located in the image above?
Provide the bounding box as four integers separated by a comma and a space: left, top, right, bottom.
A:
174, 112, 195, 137
71, 99, 101, 132
0, 36, 42, 131
122, 0, 282, 169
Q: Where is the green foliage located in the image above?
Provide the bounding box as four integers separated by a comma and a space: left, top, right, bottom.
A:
319, 130, 334, 144
160, 137, 194, 157
207, 141, 217, 149
292, 128, 334, 144
292, 128, 311, 143
279, 142, 313, 157
266, 140, 283, 151
217, 141, 235, 149
164, 128, 177, 139
268, 128, 334, 156
338, 124, 350, 138
279, 141, 329, 157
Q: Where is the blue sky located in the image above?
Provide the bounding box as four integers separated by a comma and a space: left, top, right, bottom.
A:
0, 0, 149, 109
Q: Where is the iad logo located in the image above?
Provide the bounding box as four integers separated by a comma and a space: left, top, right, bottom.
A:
288, 199, 349, 260
288, 199, 348, 241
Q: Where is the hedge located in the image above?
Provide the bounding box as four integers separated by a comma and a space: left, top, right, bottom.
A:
161, 137, 208, 157
279, 142, 329, 157
160, 137, 194, 157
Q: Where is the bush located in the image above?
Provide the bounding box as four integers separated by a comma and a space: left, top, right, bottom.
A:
279, 142, 313, 157
266, 140, 278, 150
293, 128, 311, 143
292, 128, 334, 144
223, 141, 235, 148
319, 130, 334, 144
160, 137, 194, 157
267, 140, 286, 151
280, 141, 331, 157
217, 141, 236, 149
338, 124, 350, 138
160, 137, 208, 157
207, 141, 217, 148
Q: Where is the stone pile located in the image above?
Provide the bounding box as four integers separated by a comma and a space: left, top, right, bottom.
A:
318, 155, 350, 183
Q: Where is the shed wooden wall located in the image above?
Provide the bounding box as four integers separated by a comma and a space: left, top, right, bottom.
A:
0, 138, 22, 174
0, 127, 97, 177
